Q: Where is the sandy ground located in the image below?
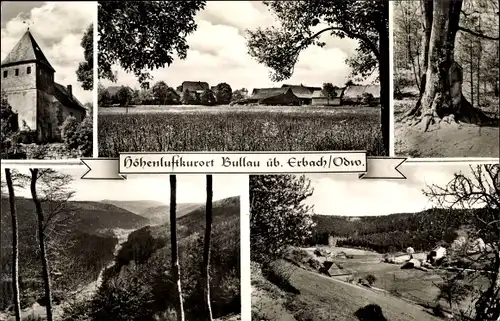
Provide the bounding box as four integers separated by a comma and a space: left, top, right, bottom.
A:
395, 121, 499, 158
394, 99, 499, 158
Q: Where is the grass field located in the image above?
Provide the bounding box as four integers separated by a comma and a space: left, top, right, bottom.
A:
252, 260, 442, 321
98, 105, 384, 156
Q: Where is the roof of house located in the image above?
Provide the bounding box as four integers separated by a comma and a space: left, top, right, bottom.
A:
1, 30, 55, 72
181, 81, 209, 92
343, 84, 380, 98
54, 83, 86, 112
251, 87, 291, 100
311, 87, 345, 99
282, 84, 321, 92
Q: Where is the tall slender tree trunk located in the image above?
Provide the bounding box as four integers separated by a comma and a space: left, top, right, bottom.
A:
169, 175, 184, 321
470, 44, 474, 108
405, 0, 494, 131
29, 169, 53, 321
203, 175, 213, 321
5, 169, 21, 321
378, 0, 390, 155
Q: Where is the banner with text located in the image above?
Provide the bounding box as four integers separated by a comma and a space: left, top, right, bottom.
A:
81, 153, 406, 179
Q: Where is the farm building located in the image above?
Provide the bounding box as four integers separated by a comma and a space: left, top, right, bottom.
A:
176, 81, 209, 94
1, 30, 86, 143
342, 84, 381, 105
239, 87, 301, 105
311, 87, 344, 106
281, 84, 321, 105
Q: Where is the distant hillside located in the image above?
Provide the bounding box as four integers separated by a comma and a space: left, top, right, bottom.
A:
308, 207, 493, 253
1, 197, 150, 234
97, 196, 241, 320
139, 203, 202, 225
0, 196, 149, 309
116, 196, 240, 266
101, 199, 166, 215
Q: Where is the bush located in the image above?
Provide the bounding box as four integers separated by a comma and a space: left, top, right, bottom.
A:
61, 116, 80, 149
261, 261, 300, 295
365, 274, 377, 286
61, 115, 93, 157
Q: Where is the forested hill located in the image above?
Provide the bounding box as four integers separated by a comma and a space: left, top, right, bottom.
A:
1, 196, 150, 234
308, 207, 493, 253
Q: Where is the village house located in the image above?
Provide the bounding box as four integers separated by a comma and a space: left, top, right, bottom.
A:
311, 87, 345, 106
281, 84, 321, 105
176, 81, 209, 94
1, 30, 86, 143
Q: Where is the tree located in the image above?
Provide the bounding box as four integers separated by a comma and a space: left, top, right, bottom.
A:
403, 0, 498, 131
98, 1, 206, 83
214, 83, 233, 105
152, 81, 170, 105
1, 91, 19, 155
29, 168, 54, 321
182, 89, 198, 105
76, 24, 93, 91
250, 175, 316, 263
200, 89, 216, 106
169, 175, 185, 321
424, 164, 499, 321
202, 175, 213, 321
5, 169, 21, 321
98, 84, 111, 107
322, 82, 337, 105
61, 116, 80, 150
232, 88, 248, 102
116, 86, 132, 107
246, 0, 389, 154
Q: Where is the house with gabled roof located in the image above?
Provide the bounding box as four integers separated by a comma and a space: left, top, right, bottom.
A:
239, 87, 301, 105
1, 30, 86, 143
176, 81, 209, 94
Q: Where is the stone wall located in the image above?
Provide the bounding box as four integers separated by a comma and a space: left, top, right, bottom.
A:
20, 143, 81, 160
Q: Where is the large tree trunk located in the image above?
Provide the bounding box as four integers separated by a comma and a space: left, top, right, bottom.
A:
5, 169, 21, 321
379, 0, 390, 155
169, 175, 185, 321
405, 0, 495, 131
29, 169, 53, 321
203, 175, 213, 321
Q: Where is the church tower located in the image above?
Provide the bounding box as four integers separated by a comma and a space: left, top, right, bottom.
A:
1, 30, 56, 141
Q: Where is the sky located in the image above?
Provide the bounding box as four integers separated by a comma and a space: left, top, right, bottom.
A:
100, 1, 371, 92
1, 1, 95, 104
1, 166, 245, 204
303, 163, 485, 216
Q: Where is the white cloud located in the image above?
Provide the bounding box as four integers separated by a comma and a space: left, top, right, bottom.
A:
101, 1, 362, 92
304, 163, 475, 216
1, 2, 94, 104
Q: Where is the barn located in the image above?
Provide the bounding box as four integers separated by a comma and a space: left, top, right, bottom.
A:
176, 81, 209, 94
281, 84, 320, 105
311, 87, 344, 106
343, 84, 381, 105
239, 87, 301, 105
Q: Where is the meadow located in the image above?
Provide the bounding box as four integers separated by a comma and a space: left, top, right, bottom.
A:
98, 105, 384, 156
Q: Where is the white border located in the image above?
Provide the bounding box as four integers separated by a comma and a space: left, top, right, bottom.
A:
388, 0, 395, 157
93, 2, 98, 158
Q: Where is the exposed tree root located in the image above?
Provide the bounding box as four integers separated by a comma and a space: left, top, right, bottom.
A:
403, 94, 499, 132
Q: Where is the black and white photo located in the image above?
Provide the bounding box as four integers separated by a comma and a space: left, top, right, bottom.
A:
1, 2, 94, 160
1, 167, 243, 321
97, 1, 389, 156
393, 0, 499, 158
250, 164, 499, 320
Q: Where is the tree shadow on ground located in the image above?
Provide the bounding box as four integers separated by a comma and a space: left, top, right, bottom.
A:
354, 304, 388, 321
